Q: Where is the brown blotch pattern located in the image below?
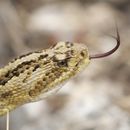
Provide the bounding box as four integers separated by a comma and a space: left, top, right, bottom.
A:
0, 60, 36, 85
28, 79, 47, 97
33, 64, 40, 72
28, 67, 64, 97
38, 54, 48, 60
10, 50, 42, 63
1, 91, 12, 98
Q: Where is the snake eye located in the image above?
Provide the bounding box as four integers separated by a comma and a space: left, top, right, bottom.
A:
57, 59, 68, 67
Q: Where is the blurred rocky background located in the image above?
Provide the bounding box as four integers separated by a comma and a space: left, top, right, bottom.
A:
0, 0, 130, 130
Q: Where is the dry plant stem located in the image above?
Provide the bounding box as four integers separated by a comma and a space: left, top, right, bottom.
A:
89, 27, 120, 59
6, 109, 9, 130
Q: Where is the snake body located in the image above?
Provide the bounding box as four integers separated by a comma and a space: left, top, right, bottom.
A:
0, 42, 90, 116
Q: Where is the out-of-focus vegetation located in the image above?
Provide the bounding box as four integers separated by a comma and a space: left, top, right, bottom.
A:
0, 0, 130, 130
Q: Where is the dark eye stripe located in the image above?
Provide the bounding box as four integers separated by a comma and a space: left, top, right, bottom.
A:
0, 60, 36, 85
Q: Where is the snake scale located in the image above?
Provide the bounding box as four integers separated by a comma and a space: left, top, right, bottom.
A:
0, 29, 120, 116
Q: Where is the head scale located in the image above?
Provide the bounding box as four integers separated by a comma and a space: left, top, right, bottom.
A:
52, 41, 90, 74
